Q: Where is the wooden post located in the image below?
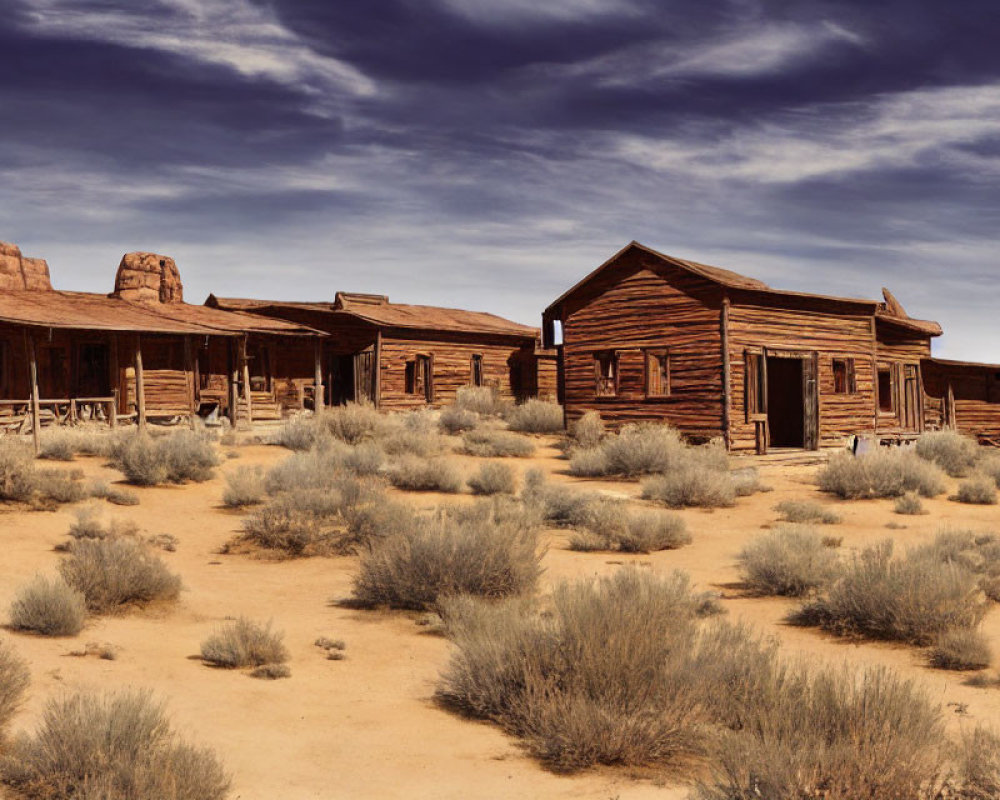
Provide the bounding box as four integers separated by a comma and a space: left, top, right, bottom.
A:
373, 330, 382, 409
313, 340, 324, 412
109, 395, 117, 429
184, 336, 197, 429
227, 338, 239, 428
241, 336, 253, 424
134, 336, 146, 432
26, 335, 41, 455
720, 296, 731, 451
109, 333, 119, 425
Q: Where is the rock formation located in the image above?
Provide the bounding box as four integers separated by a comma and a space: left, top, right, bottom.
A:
0, 240, 53, 291
112, 252, 183, 304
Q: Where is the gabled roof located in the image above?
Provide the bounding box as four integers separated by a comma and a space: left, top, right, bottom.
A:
0, 290, 321, 336
207, 293, 539, 339
544, 241, 942, 337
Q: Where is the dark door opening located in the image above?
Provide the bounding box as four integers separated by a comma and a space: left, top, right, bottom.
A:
328, 354, 355, 406
766, 356, 805, 448
77, 343, 111, 397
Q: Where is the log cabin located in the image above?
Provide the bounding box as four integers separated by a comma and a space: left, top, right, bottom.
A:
540, 240, 1000, 453
206, 292, 557, 409
0, 242, 324, 445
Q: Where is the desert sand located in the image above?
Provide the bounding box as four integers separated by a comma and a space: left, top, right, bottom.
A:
1, 436, 998, 799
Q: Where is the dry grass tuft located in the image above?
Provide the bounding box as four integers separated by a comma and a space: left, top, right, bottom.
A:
222, 466, 266, 508
894, 491, 927, 515
59, 538, 181, 614
953, 475, 998, 505
640, 467, 737, 509
916, 430, 981, 477
774, 499, 841, 525
200, 617, 288, 669
504, 399, 563, 433
568, 500, 690, 553
439, 406, 480, 434
0, 689, 230, 799
9, 575, 86, 636
818, 450, 946, 499
467, 462, 517, 496
568, 410, 605, 450
929, 628, 992, 671
461, 429, 535, 458
112, 431, 220, 486
387, 457, 464, 493
738, 526, 840, 597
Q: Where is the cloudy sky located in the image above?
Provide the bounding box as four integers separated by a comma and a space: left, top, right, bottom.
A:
2, 0, 998, 360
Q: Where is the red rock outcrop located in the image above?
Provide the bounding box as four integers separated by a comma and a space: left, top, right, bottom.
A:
112, 252, 183, 303
0, 241, 53, 291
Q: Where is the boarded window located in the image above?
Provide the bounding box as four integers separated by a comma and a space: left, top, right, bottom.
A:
593, 351, 618, 397
406, 355, 433, 401
878, 368, 894, 412
645, 350, 670, 397
471, 354, 484, 387
745, 351, 766, 422
832, 358, 856, 394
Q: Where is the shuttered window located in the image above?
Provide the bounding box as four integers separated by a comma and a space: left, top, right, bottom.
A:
594, 351, 618, 397
471, 354, 484, 387
406, 355, 433, 401
645, 349, 670, 397
832, 358, 856, 395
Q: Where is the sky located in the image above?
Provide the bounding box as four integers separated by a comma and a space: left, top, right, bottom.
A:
1, 0, 998, 360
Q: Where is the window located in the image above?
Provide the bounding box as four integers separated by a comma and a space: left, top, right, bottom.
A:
470, 354, 484, 387
593, 351, 618, 397
405, 355, 433, 402
645, 349, 670, 397
877, 368, 894, 412
832, 358, 856, 395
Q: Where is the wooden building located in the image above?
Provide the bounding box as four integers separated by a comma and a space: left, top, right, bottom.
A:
542, 241, 962, 453
206, 292, 556, 409
0, 243, 324, 442
922, 358, 1000, 444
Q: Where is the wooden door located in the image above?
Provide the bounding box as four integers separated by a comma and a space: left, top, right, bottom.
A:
354, 349, 374, 404
802, 352, 820, 451
903, 364, 921, 432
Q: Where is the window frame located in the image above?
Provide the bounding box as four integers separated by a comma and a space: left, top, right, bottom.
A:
593, 350, 619, 398
832, 357, 857, 395
644, 348, 670, 398
877, 366, 894, 413
470, 354, 484, 387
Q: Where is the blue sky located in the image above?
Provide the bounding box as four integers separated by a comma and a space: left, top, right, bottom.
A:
1, 0, 998, 359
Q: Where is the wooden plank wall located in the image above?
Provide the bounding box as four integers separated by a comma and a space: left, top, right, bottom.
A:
728, 302, 876, 451
378, 333, 529, 410
922, 361, 1000, 437
559, 257, 725, 438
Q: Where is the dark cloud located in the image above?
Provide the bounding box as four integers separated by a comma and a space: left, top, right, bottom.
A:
0, 0, 999, 360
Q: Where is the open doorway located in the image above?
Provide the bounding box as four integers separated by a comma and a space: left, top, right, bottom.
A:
766, 356, 805, 448
77, 343, 110, 397
328, 354, 355, 406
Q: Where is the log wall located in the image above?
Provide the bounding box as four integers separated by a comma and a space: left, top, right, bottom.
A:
727, 301, 877, 450
922, 360, 1000, 438
558, 254, 725, 438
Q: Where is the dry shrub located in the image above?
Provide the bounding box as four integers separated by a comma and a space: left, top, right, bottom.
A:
520, 468, 602, 527
913, 529, 1000, 603
68, 508, 138, 541
570, 423, 726, 478
222, 466, 266, 508
88, 481, 140, 506
461, 429, 535, 458
930, 628, 992, 671
980, 455, 1000, 488
437, 569, 723, 772
696, 665, 958, 800
505, 399, 563, 433
774, 499, 841, 525
790, 540, 988, 644
818, 450, 946, 499
31, 470, 87, 506
318, 402, 383, 445
916, 430, 981, 477
250, 663, 290, 680
570, 499, 690, 553
0, 639, 28, 736
387, 456, 464, 493
455, 386, 511, 417
378, 427, 444, 458
895, 491, 926, 515
270, 415, 319, 451
569, 410, 605, 450
9, 576, 86, 636
351, 512, 541, 610
239, 476, 409, 557
112, 432, 219, 486
439, 406, 480, 434
200, 617, 288, 668
467, 462, 517, 495
0, 440, 37, 502
264, 446, 384, 495
38, 432, 78, 461
954, 475, 998, 505
59, 538, 181, 614
738, 526, 840, 597
641, 466, 737, 509
0, 689, 230, 800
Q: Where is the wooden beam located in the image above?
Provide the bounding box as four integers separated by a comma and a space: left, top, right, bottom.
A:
241, 336, 253, 425
184, 336, 197, 429
134, 336, 146, 432
227, 338, 238, 428
313, 340, 324, 412
720, 296, 732, 451
26, 334, 41, 454
373, 330, 382, 409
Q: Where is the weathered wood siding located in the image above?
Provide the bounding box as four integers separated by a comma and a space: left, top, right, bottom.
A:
923, 360, 1000, 438
559, 256, 725, 438
378, 332, 530, 410
876, 324, 932, 360
727, 299, 876, 451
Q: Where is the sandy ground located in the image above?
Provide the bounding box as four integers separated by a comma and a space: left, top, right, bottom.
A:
1, 435, 998, 799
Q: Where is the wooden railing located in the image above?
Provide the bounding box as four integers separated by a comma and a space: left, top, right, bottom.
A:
0, 396, 117, 429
